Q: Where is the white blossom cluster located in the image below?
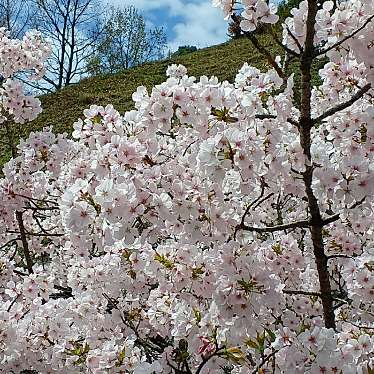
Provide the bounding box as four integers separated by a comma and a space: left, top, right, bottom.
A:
0, 28, 50, 124
0, 0, 373, 373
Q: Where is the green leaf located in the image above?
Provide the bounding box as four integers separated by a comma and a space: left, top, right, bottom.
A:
211, 107, 238, 123
115, 348, 126, 367
154, 253, 174, 269
224, 346, 246, 364
244, 338, 259, 350
265, 328, 276, 342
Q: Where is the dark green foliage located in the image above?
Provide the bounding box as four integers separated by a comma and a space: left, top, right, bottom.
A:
278, 0, 303, 20
172, 45, 198, 57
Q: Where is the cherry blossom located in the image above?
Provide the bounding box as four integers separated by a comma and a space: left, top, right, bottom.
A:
0, 0, 374, 372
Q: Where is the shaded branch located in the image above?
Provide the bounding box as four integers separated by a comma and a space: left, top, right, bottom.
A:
315, 15, 374, 57
269, 26, 300, 57
312, 84, 371, 124
15, 211, 33, 274
348, 321, 374, 330
327, 254, 353, 260
299, 0, 336, 330
12, 193, 58, 206
251, 349, 279, 374
195, 346, 225, 374
50, 285, 73, 300
238, 219, 310, 234
231, 14, 285, 79
0, 237, 19, 251
322, 197, 366, 226
285, 25, 303, 54
255, 114, 299, 126
6, 229, 64, 237
283, 289, 321, 297
236, 194, 365, 237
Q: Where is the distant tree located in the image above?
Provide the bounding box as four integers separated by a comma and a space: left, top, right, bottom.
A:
278, 0, 303, 20
87, 6, 167, 75
31, 0, 102, 91
0, 0, 34, 38
172, 45, 197, 57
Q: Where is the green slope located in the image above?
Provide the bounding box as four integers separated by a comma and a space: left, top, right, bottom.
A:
1, 35, 281, 166
35, 36, 276, 135
5, 31, 322, 168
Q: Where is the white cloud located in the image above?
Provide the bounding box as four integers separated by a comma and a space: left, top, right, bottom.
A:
108, 0, 185, 13
107, 0, 228, 51
170, 2, 228, 50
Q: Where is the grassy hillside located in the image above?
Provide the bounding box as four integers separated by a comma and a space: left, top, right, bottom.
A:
2, 30, 326, 167
1, 35, 282, 166
34, 36, 276, 135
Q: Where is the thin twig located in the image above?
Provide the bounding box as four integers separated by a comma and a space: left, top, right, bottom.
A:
315, 14, 374, 57
195, 346, 225, 374
269, 26, 300, 57
238, 219, 310, 233
252, 349, 279, 374
327, 254, 353, 260
348, 321, 374, 330
0, 237, 19, 251
255, 114, 299, 127
231, 14, 285, 79
15, 211, 33, 274
312, 84, 371, 125
286, 25, 303, 54
322, 197, 366, 226
283, 289, 321, 297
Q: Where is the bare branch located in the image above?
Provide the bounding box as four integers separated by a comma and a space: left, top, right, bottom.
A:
12, 193, 58, 206
327, 254, 353, 260
251, 349, 279, 374
285, 25, 303, 54
246, 32, 285, 79
348, 321, 374, 330
6, 229, 64, 237
255, 114, 299, 126
283, 289, 321, 297
231, 14, 285, 79
299, 0, 336, 330
195, 346, 225, 374
15, 211, 33, 274
312, 84, 372, 124
315, 14, 374, 57
269, 26, 300, 57
238, 218, 310, 234
322, 197, 366, 226
0, 237, 19, 251
13, 269, 28, 276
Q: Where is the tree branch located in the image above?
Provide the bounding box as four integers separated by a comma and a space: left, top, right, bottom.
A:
231, 14, 285, 79
195, 346, 225, 374
312, 83, 371, 124
285, 24, 303, 54
238, 219, 310, 234
15, 211, 33, 274
255, 114, 299, 127
315, 14, 374, 57
269, 26, 300, 57
322, 197, 366, 226
299, 0, 336, 330
283, 289, 321, 297
251, 349, 279, 374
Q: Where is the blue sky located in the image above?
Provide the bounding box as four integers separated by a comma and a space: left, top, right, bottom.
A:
108, 0, 229, 52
